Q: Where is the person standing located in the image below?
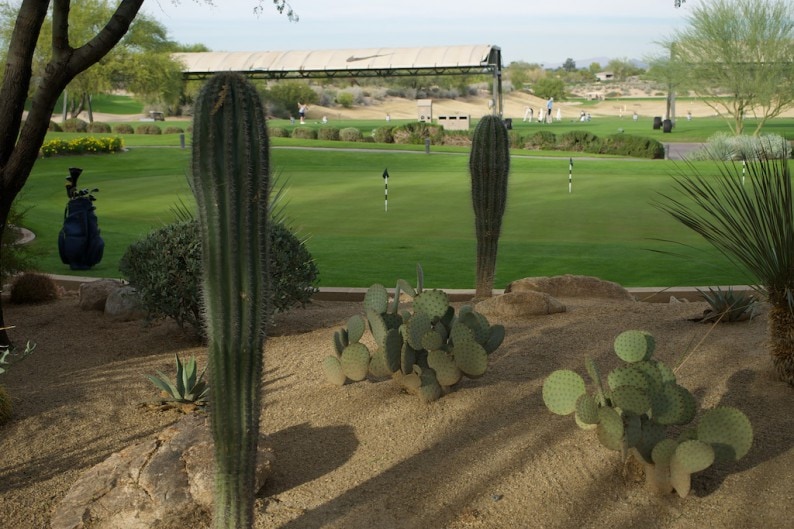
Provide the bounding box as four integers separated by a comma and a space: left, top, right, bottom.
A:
298, 101, 308, 124
546, 97, 553, 123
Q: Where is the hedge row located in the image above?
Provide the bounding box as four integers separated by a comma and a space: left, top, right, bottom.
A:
40, 136, 124, 157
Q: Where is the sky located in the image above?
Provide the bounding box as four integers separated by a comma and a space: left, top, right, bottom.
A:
142, 0, 705, 66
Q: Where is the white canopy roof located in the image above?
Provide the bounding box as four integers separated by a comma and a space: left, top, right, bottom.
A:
172, 44, 501, 80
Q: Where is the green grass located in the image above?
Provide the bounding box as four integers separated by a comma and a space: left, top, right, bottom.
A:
16, 146, 752, 289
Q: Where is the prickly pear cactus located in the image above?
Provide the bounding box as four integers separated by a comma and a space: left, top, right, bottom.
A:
541, 330, 753, 498
323, 264, 506, 401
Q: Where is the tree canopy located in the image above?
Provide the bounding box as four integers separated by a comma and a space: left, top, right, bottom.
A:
664, 0, 794, 135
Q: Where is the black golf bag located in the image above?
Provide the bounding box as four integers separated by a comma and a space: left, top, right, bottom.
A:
58, 167, 104, 270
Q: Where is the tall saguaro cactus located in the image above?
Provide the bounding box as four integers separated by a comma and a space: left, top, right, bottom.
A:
469, 115, 510, 298
190, 72, 270, 529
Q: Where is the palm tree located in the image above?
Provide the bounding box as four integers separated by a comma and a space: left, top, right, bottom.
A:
656, 141, 794, 386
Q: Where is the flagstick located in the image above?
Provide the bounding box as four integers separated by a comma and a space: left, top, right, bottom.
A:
568, 158, 573, 193
382, 168, 389, 212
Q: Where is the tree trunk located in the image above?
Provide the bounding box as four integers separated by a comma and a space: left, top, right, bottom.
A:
0, 0, 144, 346
768, 303, 794, 386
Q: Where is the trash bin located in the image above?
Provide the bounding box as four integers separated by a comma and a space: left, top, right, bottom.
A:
653, 116, 663, 130
662, 119, 673, 133
503, 118, 512, 130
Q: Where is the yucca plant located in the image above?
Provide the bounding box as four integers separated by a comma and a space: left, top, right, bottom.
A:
656, 140, 794, 385
146, 354, 209, 405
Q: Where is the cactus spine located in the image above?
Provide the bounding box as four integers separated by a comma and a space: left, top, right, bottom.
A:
190, 73, 270, 529
469, 115, 510, 298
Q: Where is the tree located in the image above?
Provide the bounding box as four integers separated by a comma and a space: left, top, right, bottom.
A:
0, 0, 294, 340
605, 58, 644, 81
532, 76, 566, 101
665, 0, 794, 135
562, 58, 576, 72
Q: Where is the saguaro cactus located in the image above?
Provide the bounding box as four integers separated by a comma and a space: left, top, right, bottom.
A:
469, 115, 510, 298
190, 72, 270, 528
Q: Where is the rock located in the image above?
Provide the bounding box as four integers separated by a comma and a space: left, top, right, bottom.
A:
505, 274, 634, 301
104, 285, 146, 321
476, 291, 566, 319
78, 279, 123, 311
50, 414, 275, 529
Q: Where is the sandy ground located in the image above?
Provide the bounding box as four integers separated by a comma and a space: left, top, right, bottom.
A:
0, 289, 792, 529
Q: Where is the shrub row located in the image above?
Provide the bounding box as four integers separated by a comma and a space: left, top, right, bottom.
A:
523, 129, 665, 159
49, 119, 187, 135
40, 136, 124, 157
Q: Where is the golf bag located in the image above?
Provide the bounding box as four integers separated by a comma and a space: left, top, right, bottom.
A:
58, 167, 104, 270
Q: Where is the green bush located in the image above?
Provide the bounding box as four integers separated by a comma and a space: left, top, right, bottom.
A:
508, 130, 523, 149
391, 122, 444, 145
269, 127, 289, 138
48, 121, 63, 132
339, 127, 363, 142
559, 130, 601, 152
163, 126, 185, 134
318, 127, 340, 141
1, 202, 37, 285
135, 124, 162, 135
442, 131, 472, 146
62, 118, 88, 132
291, 127, 317, 140
87, 122, 111, 133
114, 123, 135, 134
119, 219, 319, 336
372, 126, 394, 144
336, 92, 354, 108
600, 134, 665, 159
524, 130, 557, 149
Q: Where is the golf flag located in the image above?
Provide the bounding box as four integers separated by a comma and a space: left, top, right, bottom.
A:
382, 168, 389, 212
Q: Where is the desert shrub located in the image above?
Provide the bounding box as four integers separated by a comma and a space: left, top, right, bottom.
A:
600, 134, 664, 159
120, 219, 319, 336
688, 133, 792, 161
119, 221, 203, 333
48, 120, 63, 132
317, 127, 340, 141
524, 130, 557, 149
291, 127, 317, 140
391, 122, 444, 145
339, 127, 363, 142
135, 124, 162, 135
62, 118, 88, 132
113, 123, 135, 134
336, 91, 354, 108
164, 126, 185, 134
268, 127, 289, 138
442, 131, 472, 146
9, 272, 59, 304
508, 130, 523, 149
372, 126, 394, 144
87, 122, 111, 133
559, 130, 601, 152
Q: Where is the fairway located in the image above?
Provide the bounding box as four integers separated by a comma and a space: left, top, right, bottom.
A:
17, 146, 749, 289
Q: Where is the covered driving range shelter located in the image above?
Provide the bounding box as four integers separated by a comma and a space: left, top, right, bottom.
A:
172, 44, 504, 116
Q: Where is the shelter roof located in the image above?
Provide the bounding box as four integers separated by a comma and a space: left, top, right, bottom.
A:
173, 44, 502, 80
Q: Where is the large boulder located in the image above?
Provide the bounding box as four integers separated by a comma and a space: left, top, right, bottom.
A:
476, 290, 566, 319
505, 274, 634, 301
78, 279, 123, 311
104, 285, 146, 321
50, 414, 275, 529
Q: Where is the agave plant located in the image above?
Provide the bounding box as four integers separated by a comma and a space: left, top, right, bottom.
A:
695, 286, 757, 323
146, 354, 209, 404
656, 139, 794, 385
